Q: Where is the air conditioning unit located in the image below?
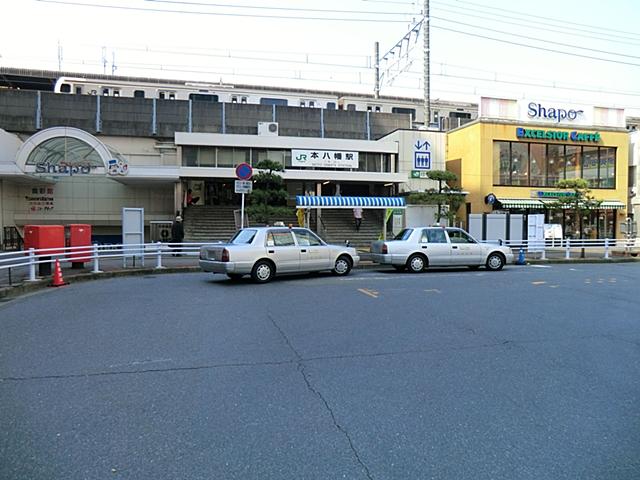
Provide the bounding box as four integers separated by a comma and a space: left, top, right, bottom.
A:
258, 122, 279, 136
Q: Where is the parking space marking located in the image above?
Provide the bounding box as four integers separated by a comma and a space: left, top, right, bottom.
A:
424, 289, 442, 294
358, 288, 379, 298
531, 281, 547, 285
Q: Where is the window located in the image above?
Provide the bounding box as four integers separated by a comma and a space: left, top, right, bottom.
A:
582, 146, 599, 187
189, 93, 219, 102
494, 141, 511, 185
392, 107, 416, 120
447, 229, 476, 244
231, 96, 238, 103
565, 145, 581, 180
75, 87, 83, 95
134, 90, 145, 98
493, 141, 615, 189
529, 143, 546, 186
309, 101, 315, 108
394, 229, 413, 241
159, 92, 165, 99
300, 101, 306, 107
266, 230, 295, 247
59, 83, 71, 93
241, 96, 247, 104
260, 97, 288, 106
293, 229, 323, 246
422, 229, 447, 243
231, 229, 257, 245
347, 104, 357, 111
599, 147, 615, 188
367, 106, 372, 112
511, 143, 529, 186
113, 90, 120, 97
326, 102, 336, 110
169, 93, 176, 100
547, 144, 565, 185
375, 106, 381, 112
102, 88, 109, 96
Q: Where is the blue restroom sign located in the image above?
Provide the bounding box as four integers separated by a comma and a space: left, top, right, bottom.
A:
414, 140, 431, 170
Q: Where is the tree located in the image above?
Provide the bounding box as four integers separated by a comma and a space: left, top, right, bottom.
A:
406, 170, 466, 226
548, 178, 601, 257
245, 160, 292, 225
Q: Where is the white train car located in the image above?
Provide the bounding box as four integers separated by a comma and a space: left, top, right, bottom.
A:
53, 76, 341, 109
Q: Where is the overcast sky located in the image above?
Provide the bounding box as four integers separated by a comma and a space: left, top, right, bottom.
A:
2, 0, 640, 113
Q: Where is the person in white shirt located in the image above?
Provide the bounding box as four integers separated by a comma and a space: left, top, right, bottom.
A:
353, 207, 363, 231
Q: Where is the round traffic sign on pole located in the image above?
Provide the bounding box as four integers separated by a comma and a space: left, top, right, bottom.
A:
235, 163, 253, 180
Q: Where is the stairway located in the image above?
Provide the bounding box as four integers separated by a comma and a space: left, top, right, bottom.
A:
317, 209, 383, 249
183, 205, 238, 242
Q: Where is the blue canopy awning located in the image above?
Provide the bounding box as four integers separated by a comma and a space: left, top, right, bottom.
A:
296, 195, 406, 209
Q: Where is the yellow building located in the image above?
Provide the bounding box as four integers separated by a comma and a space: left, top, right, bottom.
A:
447, 98, 628, 239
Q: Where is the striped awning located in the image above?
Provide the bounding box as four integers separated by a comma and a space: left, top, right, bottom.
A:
496, 198, 544, 208
296, 195, 406, 209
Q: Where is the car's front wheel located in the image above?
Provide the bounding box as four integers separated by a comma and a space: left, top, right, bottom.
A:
407, 254, 427, 273
486, 252, 505, 271
332, 255, 352, 276
251, 260, 275, 283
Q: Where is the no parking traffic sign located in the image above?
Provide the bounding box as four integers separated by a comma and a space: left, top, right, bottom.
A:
235, 162, 253, 180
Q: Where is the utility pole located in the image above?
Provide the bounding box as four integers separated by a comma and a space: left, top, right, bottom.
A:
374, 42, 380, 99
424, 0, 430, 128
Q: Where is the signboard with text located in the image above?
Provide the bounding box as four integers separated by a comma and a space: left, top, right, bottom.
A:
234, 180, 253, 194
292, 149, 358, 168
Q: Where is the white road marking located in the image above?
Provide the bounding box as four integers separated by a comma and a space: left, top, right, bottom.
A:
358, 288, 379, 298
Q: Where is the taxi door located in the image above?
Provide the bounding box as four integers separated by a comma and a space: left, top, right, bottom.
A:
420, 228, 452, 266
446, 229, 483, 265
293, 228, 332, 271
265, 229, 300, 272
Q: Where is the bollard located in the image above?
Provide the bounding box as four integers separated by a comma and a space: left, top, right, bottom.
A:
604, 238, 610, 259
155, 241, 166, 269
516, 248, 526, 265
92, 243, 103, 273
540, 243, 546, 260
565, 238, 571, 259
26, 248, 39, 282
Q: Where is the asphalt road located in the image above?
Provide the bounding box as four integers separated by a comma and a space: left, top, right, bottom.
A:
1, 264, 639, 480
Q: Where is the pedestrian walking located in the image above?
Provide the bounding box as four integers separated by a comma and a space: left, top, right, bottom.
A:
171, 215, 185, 256
353, 207, 363, 231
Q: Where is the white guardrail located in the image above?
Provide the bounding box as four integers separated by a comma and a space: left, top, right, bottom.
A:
0, 242, 221, 284
482, 237, 639, 261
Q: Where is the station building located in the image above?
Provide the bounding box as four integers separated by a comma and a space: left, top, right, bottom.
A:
0, 89, 446, 246
447, 97, 629, 239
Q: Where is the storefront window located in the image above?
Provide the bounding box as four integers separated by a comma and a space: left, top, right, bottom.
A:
493, 141, 615, 189
547, 144, 565, 185
529, 143, 546, 186
493, 141, 510, 184
511, 143, 529, 186
599, 147, 615, 188
582, 146, 598, 187
565, 145, 581, 180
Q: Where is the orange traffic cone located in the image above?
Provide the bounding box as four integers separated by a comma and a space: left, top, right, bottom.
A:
50, 259, 67, 287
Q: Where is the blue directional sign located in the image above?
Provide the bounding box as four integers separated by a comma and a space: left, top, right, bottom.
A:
414, 140, 431, 170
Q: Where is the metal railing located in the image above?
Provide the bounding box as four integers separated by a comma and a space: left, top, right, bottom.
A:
0, 242, 220, 286
482, 237, 640, 260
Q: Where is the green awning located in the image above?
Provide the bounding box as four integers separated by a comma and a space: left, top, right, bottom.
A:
497, 198, 544, 208
540, 199, 625, 210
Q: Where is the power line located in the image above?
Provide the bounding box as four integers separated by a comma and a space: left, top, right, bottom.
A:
443, 0, 640, 39
432, 24, 640, 68
35, 0, 415, 21
431, 2, 640, 46
144, 0, 416, 15
432, 15, 640, 61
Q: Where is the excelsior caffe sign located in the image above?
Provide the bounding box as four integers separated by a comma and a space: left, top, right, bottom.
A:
516, 128, 601, 143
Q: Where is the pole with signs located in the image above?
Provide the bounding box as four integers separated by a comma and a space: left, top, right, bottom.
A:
235, 163, 253, 229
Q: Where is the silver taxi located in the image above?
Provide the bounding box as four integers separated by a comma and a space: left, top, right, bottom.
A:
199, 227, 359, 283
370, 226, 514, 272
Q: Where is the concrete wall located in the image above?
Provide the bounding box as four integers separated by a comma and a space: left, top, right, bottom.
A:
0, 90, 410, 140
